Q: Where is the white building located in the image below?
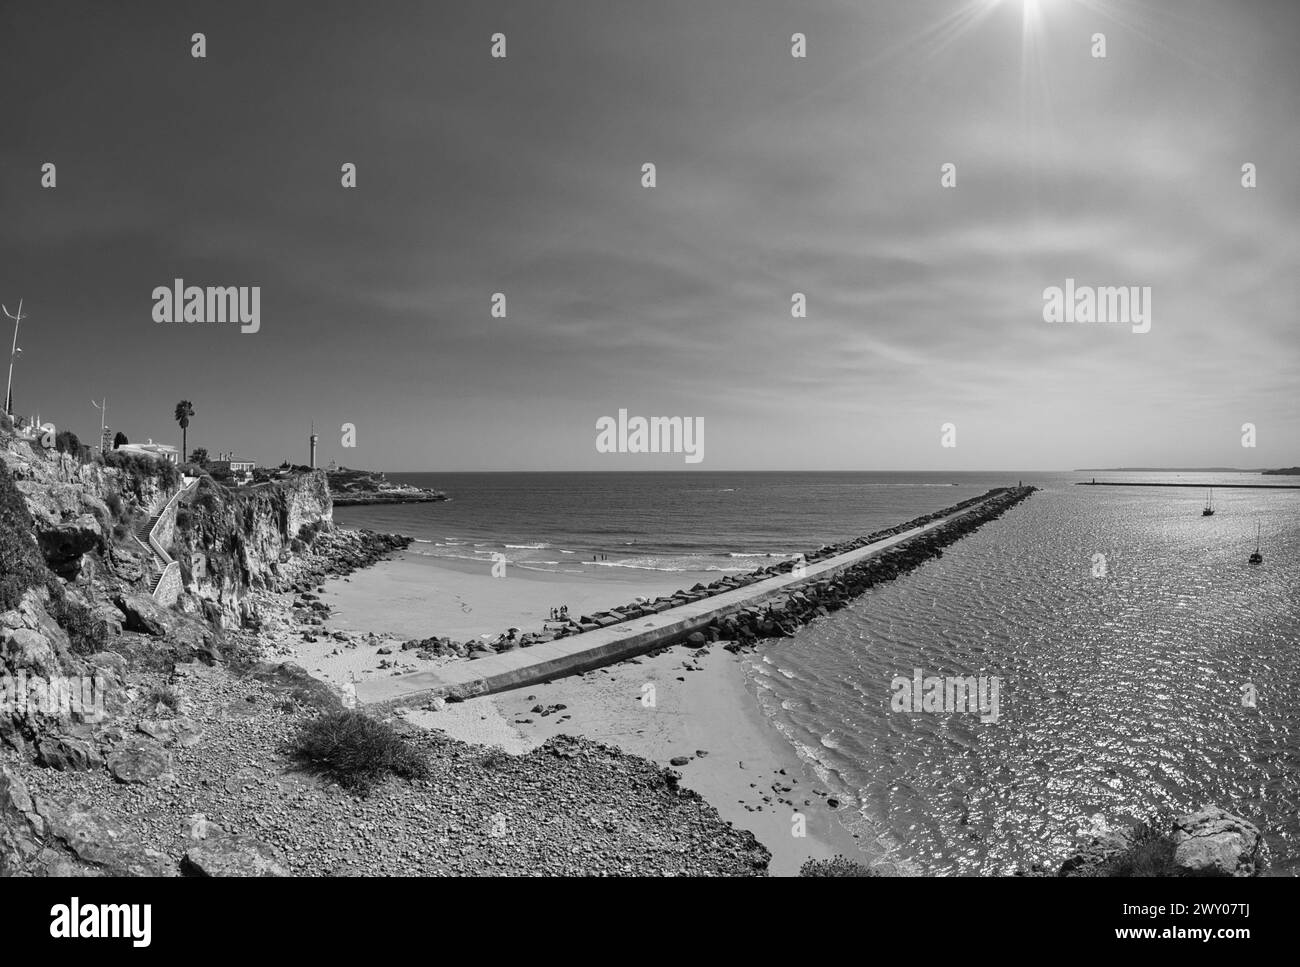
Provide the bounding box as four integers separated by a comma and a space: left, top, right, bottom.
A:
117, 439, 180, 464
209, 451, 256, 482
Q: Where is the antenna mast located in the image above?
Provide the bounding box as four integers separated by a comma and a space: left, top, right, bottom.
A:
2, 299, 25, 414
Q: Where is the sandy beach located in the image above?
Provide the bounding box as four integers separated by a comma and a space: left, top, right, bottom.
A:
317, 550, 721, 642
271, 549, 884, 874
411, 642, 882, 875
275, 549, 733, 692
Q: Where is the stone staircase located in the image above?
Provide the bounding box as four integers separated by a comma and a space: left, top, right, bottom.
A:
131, 476, 199, 603
131, 513, 163, 592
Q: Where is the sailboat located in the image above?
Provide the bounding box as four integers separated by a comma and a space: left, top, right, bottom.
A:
1248, 523, 1263, 565
1201, 488, 1215, 516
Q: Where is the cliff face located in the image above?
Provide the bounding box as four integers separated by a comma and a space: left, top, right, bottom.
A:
1, 422, 333, 632
174, 471, 333, 624
2, 432, 172, 583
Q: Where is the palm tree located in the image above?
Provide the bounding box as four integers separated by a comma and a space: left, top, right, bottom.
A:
174, 400, 194, 462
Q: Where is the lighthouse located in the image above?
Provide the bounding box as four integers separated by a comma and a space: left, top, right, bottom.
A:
310, 422, 318, 470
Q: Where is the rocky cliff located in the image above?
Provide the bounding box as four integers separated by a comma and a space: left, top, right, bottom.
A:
2, 422, 334, 620
1, 421, 335, 749
2, 431, 172, 584
173, 472, 333, 626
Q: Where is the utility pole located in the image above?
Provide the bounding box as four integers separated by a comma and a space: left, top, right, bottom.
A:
2, 299, 25, 415
91, 398, 107, 453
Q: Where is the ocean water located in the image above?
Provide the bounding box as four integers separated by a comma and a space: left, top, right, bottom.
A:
336, 471, 1300, 874
335, 470, 1024, 574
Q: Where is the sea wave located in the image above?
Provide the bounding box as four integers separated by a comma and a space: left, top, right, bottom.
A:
583, 559, 751, 574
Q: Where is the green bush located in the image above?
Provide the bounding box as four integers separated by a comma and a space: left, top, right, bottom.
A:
799, 856, 879, 877
158, 461, 181, 491
103, 450, 181, 500
54, 430, 81, 456
46, 588, 109, 656
197, 487, 222, 513
1093, 822, 1180, 877
479, 747, 512, 770
104, 492, 126, 521
146, 684, 180, 711
287, 710, 430, 795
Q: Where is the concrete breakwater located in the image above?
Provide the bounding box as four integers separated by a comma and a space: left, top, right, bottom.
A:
358, 486, 1036, 708
398, 486, 1032, 659
706, 485, 1035, 650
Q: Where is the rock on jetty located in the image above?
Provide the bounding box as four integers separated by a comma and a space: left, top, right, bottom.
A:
709, 486, 1034, 650
409, 486, 1037, 659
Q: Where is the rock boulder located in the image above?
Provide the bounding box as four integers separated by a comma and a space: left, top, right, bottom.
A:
1171, 807, 1266, 877
181, 831, 288, 877
113, 593, 170, 637
107, 739, 172, 784
37, 735, 104, 771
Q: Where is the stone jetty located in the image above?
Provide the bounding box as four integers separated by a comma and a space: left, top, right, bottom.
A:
358, 485, 1036, 708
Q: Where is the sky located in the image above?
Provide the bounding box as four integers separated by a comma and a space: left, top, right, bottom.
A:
1, 0, 1296, 471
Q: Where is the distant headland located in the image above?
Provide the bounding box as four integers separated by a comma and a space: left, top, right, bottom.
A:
327, 467, 447, 506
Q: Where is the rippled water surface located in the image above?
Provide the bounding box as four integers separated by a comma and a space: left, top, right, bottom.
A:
340, 469, 1298, 873
748, 477, 1300, 874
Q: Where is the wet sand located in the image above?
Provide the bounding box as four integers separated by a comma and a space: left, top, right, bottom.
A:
410, 640, 880, 876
